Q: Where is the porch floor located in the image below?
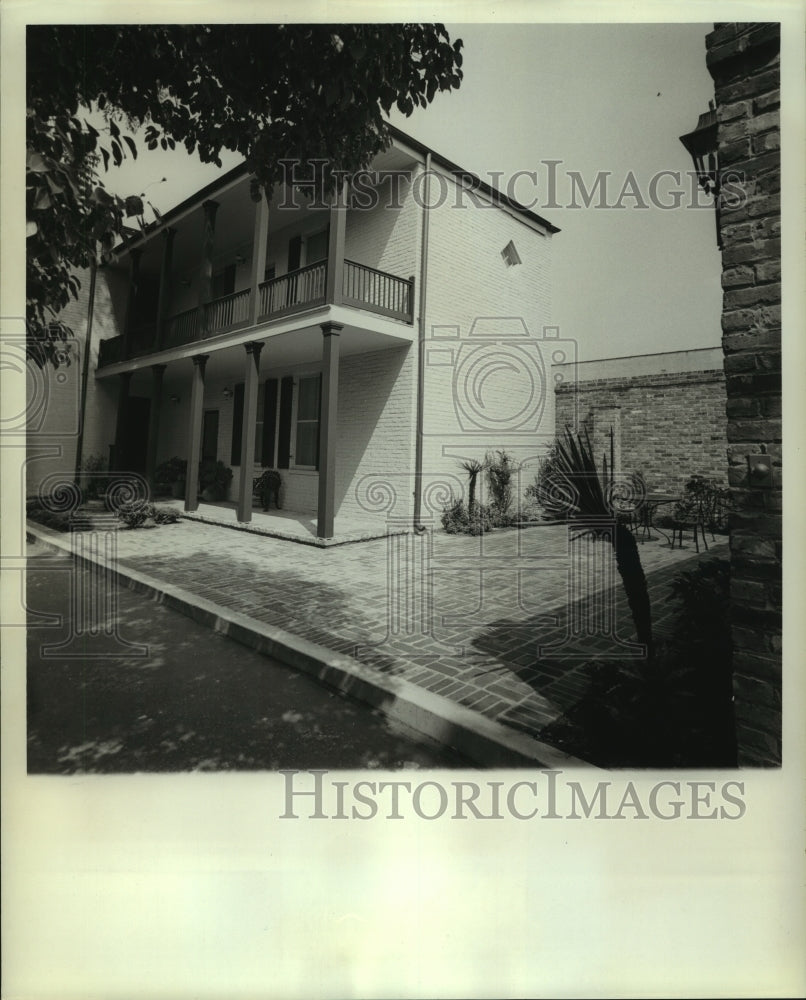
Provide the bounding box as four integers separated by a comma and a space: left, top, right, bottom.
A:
158, 498, 408, 546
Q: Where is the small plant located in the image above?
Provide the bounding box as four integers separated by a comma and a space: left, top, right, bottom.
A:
154, 457, 187, 497
116, 501, 182, 530
199, 460, 232, 501
485, 449, 520, 526
440, 497, 494, 535
80, 453, 110, 500
458, 458, 485, 517
525, 442, 567, 521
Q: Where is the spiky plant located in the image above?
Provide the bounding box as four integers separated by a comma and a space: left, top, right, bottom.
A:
459, 458, 485, 517
547, 427, 653, 657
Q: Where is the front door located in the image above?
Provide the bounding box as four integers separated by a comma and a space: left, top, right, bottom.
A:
201, 410, 219, 462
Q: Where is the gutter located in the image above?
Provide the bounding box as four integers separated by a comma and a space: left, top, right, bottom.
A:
73, 258, 97, 486
412, 153, 431, 533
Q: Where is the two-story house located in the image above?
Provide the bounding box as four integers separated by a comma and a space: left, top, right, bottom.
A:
28, 126, 559, 540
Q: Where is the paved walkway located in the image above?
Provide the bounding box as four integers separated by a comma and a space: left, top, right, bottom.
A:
37, 512, 727, 760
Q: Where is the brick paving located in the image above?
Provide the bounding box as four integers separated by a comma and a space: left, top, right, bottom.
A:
67, 516, 728, 751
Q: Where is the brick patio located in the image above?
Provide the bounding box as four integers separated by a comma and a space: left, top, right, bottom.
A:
82, 514, 727, 750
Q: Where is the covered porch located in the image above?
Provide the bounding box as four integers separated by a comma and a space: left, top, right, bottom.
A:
98, 308, 416, 541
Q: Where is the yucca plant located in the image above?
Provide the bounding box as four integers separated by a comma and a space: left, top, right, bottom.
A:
548, 427, 653, 657
459, 458, 485, 517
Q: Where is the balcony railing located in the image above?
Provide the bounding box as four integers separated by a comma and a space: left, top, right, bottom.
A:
343, 260, 413, 321
98, 260, 414, 367
258, 260, 327, 319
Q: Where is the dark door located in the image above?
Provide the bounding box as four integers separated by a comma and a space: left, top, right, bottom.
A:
202, 410, 219, 462
286, 235, 302, 306
121, 397, 151, 475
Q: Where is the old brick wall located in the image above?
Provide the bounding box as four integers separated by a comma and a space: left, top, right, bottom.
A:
706, 22, 782, 766
554, 363, 729, 494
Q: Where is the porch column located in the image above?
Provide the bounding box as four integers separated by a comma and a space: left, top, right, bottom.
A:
184, 354, 209, 512
155, 227, 176, 350
123, 247, 142, 357
145, 364, 167, 496
236, 341, 265, 523
198, 200, 219, 336
325, 181, 347, 307
111, 371, 133, 471
317, 322, 343, 539
249, 188, 270, 325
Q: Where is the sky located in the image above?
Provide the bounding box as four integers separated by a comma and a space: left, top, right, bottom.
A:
102, 22, 723, 363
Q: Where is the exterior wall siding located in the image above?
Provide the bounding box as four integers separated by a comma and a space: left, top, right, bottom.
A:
706, 22, 782, 765
419, 172, 555, 513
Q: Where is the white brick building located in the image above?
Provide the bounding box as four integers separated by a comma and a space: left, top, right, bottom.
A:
28, 128, 559, 540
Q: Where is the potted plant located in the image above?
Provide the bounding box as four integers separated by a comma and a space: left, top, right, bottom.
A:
155, 457, 187, 498
199, 459, 232, 502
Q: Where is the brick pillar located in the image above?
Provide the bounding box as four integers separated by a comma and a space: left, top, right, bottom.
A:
706, 22, 781, 765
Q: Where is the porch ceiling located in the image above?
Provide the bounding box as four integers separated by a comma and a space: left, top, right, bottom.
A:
123, 318, 411, 394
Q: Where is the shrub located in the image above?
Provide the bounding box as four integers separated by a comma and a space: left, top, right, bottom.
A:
199, 459, 233, 498
485, 449, 520, 526
80, 453, 110, 500
440, 497, 494, 535
117, 501, 181, 530
154, 457, 187, 495
525, 443, 567, 521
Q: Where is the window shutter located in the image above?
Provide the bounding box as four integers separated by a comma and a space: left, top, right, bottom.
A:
277, 376, 294, 469
262, 378, 278, 468
315, 373, 322, 472
230, 382, 245, 465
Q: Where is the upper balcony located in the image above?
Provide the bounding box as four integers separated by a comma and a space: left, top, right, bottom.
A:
97, 151, 420, 369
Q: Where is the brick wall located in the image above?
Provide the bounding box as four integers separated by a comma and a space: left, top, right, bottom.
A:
554, 366, 729, 493
706, 22, 782, 765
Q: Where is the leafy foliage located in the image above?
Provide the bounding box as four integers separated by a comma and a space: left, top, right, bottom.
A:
485, 449, 519, 525
458, 458, 484, 517
440, 497, 494, 536
117, 501, 181, 529
26, 24, 463, 366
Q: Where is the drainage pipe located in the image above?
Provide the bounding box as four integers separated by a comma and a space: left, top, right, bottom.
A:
412, 153, 431, 533
73, 258, 97, 486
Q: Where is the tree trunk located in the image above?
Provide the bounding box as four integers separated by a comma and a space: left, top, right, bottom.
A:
612, 521, 653, 657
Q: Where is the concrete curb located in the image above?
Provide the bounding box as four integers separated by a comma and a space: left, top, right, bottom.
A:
26, 522, 594, 770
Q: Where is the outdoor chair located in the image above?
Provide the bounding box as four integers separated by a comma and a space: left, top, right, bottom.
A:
668, 493, 709, 553
252, 470, 282, 511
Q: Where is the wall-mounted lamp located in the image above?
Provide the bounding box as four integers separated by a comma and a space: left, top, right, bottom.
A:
169, 394, 181, 404
234, 253, 249, 265
747, 445, 773, 489
679, 100, 722, 249
222, 387, 234, 400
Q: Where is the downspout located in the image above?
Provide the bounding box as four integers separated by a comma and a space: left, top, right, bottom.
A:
73, 258, 97, 486
412, 153, 431, 533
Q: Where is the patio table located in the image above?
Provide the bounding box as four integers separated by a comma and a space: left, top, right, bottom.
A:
636, 492, 681, 544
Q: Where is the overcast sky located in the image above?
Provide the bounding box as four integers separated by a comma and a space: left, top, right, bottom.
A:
104, 22, 723, 363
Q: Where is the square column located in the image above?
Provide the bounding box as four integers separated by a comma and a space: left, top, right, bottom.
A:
145, 364, 167, 497
184, 354, 209, 512
198, 200, 219, 336
249, 188, 270, 325
317, 322, 342, 539
122, 248, 142, 358
325, 181, 347, 307
236, 341, 264, 523
155, 228, 176, 350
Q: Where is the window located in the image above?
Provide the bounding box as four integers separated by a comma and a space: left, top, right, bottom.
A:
294, 375, 321, 468
230, 375, 319, 471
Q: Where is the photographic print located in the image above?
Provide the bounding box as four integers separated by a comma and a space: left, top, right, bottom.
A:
3, 3, 804, 998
